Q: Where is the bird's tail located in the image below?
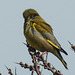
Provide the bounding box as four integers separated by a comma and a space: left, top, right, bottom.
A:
60, 58, 68, 69
61, 48, 68, 55
54, 49, 68, 69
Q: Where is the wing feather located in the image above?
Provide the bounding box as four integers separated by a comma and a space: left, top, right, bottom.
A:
32, 22, 68, 55
32, 22, 60, 49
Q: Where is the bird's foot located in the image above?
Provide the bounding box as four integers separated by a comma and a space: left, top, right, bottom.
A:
39, 51, 47, 57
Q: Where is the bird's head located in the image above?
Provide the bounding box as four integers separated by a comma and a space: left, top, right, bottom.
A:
23, 9, 40, 21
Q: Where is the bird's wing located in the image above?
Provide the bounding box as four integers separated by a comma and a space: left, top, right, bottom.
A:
32, 22, 68, 55
32, 22, 60, 48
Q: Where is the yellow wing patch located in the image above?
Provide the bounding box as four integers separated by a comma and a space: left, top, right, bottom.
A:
33, 23, 37, 30
47, 40, 59, 49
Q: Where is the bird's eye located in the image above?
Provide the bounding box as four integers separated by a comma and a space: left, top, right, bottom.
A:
30, 14, 38, 19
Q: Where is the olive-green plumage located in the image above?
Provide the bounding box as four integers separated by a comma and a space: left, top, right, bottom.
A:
23, 9, 68, 69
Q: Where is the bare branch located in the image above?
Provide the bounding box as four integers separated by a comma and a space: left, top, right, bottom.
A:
5, 65, 13, 75
15, 67, 17, 75
17, 42, 63, 75
68, 41, 75, 52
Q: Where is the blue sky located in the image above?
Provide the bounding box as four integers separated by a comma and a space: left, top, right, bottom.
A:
0, 0, 75, 75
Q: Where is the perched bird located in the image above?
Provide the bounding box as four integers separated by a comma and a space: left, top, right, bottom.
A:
23, 9, 68, 69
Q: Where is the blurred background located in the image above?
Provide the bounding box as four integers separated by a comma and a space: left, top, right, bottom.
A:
0, 0, 75, 75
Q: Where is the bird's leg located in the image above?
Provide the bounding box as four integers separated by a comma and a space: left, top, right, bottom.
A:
39, 51, 47, 57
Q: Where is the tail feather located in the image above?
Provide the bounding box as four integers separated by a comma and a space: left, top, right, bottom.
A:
61, 58, 68, 69
56, 49, 68, 69
61, 48, 68, 55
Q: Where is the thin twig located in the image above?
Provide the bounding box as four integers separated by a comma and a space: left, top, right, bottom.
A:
68, 41, 75, 52
15, 67, 17, 75
31, 70, 34, 75
5, 65, 13, 75
46, 52, 48, 62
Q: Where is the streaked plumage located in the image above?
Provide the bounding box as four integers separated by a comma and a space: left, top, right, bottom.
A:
23, 9, 68, 69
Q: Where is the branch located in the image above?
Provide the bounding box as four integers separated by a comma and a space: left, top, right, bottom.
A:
0, 73, 2, 75
5, 65, 13, 75
17, 42, 63, 75
68, 41, 75, 52
15, 67, 17, 75
5, 66, 17, 75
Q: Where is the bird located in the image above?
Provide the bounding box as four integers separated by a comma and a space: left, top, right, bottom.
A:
23, 9, 68, 69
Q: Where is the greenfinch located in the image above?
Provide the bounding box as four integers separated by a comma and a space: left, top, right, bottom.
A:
23, 9, 68, 69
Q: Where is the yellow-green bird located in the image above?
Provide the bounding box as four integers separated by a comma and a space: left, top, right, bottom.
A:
23, 9, 68, 69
